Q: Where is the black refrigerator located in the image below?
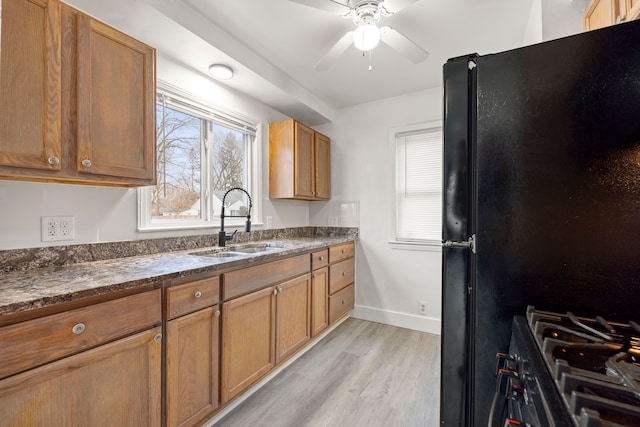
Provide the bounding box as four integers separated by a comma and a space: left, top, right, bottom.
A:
440, 19, 640, 426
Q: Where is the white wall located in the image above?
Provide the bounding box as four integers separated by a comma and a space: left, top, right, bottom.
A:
523, 0, 543, 46
312, 87, 443, 335
0, 54, 310, 250
541, 0, 589, 41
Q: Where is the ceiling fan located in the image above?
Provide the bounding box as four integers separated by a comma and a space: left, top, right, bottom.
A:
290, 0, 429, 70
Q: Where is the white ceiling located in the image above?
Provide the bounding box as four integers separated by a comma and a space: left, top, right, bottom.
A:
64, 0, 540, 125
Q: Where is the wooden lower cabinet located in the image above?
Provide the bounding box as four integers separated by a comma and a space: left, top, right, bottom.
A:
221, 286, 276, 404
311, 266, 329, 337
166, 306, 220, 427
0, 326, 162, 426
329, 284, 355, 325
275, 274, 311, 363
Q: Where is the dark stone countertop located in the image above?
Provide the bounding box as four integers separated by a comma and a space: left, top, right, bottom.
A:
0, 235, 356, 319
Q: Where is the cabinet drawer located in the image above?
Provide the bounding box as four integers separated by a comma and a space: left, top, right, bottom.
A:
0, 289, 161, 380
223, 254, 310, 300
329, 258, 355, 294
311, 249, 328, 270
167, 276, 220, 320
329, 284, 354, 324
329, 242, 355, 264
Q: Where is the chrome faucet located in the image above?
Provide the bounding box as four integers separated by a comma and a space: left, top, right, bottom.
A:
219, 187, 252, 247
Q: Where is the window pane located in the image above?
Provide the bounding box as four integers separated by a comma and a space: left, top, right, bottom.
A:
153, 105, 202, 221
211, 123, 250, 218
396, 127, 442, 241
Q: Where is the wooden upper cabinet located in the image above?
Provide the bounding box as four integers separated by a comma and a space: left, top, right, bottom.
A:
584, 0, 640, 30
584, 0, 617, 30
269, 119, 331, 201
76, 15, 155, 181
0, 0, 156, 186
314, 132, 331, 199
0, 0, 62, 171
628, 0, 640, 20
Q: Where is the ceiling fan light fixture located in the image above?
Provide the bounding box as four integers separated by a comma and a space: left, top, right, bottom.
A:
208, 64, 234, 80
353, 21, 381, 51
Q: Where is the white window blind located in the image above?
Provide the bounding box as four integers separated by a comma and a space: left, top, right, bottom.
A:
395, 126, 442, 242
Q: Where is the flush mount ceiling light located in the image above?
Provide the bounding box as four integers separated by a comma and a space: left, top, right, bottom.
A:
208, 64, 233, 80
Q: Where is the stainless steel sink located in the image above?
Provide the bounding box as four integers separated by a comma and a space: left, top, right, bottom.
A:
189, 243, 285, 258
189, 250, 246, 258
229, 244, 284, 254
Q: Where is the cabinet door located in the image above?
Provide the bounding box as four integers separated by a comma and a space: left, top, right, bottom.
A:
76, 14, 155, 182
314, 132, 331, 200
293, 121, 315, 198
275, 274, 311, 363
584, 0, 616, 30
221, 287, 275, 403
166, 306, 219, 427
311, 267, 329, 338
0, 327, 162, 426
628, 0, 640, 19
0, 0, 61, 171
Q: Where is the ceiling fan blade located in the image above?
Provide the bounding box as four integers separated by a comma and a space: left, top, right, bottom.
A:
380, 26, 428, 64
381, 0, 419, 14
289, 0, 351, 15
314, 31, 354, 71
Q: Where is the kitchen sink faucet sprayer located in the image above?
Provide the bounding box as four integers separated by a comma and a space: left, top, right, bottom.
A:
219, 187, 252, 247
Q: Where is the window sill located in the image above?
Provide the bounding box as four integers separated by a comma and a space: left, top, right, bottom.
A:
388, 240, 442, 252
138, 220, 263, 233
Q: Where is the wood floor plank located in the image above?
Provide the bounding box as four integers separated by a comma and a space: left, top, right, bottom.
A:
215, 318, 441, 427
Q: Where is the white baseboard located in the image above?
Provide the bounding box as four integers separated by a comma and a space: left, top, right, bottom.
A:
351, 304, 441, 335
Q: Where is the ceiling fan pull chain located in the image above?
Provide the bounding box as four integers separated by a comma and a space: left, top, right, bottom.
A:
369, 49, 373, 71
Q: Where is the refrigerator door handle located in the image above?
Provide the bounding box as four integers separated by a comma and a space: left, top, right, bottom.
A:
442, 234, 476, 254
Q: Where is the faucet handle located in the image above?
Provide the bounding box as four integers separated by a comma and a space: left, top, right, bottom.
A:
226, 229, 238, 241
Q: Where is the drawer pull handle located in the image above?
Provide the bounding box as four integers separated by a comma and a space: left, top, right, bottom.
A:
214, 310, 221, 317
72, 323, 85, 334
154, 333, 162, 342
194, 291, 202, 299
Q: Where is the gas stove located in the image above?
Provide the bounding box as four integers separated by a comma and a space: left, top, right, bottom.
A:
495, 307, 640, 427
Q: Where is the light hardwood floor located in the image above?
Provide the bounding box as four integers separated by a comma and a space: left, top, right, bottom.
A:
215, 318, 441, 427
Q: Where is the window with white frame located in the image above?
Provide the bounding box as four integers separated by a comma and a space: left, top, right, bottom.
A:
138, 86, 258, 230
393, 121, 442, 244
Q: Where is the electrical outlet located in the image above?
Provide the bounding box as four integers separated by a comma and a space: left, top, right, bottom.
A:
42, 216, 75, 242
266, 216, 273, 229
328, 216, 339, 226
418, 301, 427, 315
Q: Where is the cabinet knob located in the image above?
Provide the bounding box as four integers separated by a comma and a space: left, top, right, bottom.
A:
319, 256, 324, 261
81, 159, 92, 168
194, 291, 202, 299
341, 299, 345, 305
313, 274, 316, 278
214, 310, 221, 317
72, 323, 85, 334
154, 333, 162, 342
342, 272, 346, 276
273, 288, 278, 295
341, 249, 345, 254
48, 156, 60, 166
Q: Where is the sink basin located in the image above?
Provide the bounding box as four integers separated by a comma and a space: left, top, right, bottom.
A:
230, 244, 283, 254
189, 250, 246, 258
